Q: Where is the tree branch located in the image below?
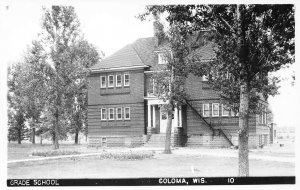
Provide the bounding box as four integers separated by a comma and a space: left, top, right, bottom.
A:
217, 13, 237, 37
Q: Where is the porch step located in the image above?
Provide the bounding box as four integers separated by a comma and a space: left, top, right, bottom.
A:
144, 134, 173, 147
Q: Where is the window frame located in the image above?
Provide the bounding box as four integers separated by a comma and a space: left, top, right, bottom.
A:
202, 103, 210, 117
101, 108, 107, 120
124, 107, 130, 120
221, 104, 230, 117
124, 74, 130, 87
116, 107, 122, 120
158, 52, 168, 64
202, 75, 208, 82
101, 137, 107, 147
264, 107, 267, 125
108, 108, 114, 120
100, 76, 106, 88
212, 103, 220, 117
108, 75, 114, 88
116, 74, 122, 87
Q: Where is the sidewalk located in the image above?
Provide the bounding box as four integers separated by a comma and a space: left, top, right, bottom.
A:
172, 148, 295, 163
7, 147, 294, 164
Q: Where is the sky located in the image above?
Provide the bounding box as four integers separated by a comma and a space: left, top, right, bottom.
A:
0, 0, 299, 128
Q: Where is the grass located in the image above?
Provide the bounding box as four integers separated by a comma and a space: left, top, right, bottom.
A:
8, 154, 295, 179
31, 150, 81, 157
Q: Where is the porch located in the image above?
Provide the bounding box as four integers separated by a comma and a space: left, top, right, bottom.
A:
145, 98, 183, 135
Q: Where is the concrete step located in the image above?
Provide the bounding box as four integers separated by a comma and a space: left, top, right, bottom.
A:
144, 134, 174, 147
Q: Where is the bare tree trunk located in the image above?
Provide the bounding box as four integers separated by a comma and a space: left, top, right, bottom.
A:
32, 128, 35, 144
238, 83, 250, 176
74, 129, 79, 144
236, 4, 250, 177
17, 127, 21, 144
54, 108, 59, 149
40, 135, 43, 145
164, 106, 173, 154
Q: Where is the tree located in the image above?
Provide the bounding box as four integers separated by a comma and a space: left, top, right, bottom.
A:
7, 6, 102, 148
7, 64, 31, 144
40, 6, 83, 149
66, 39, 102, 144
140, 4, 294, 176
142, 14, 188, 154
22, 40, 49, 144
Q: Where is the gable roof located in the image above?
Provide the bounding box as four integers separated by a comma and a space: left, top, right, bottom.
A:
91, 36, 215, 72
90, 43, 145, 71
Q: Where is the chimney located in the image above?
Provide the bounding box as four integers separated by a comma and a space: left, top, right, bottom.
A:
153, 18, 165, 46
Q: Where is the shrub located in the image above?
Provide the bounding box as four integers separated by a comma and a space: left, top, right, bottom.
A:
31, 150, 80, 157
98, 151, 154, 160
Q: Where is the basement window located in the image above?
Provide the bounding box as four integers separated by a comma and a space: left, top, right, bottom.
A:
101, 138, 107, 147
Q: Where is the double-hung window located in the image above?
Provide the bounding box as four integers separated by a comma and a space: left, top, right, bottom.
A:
124, 107, 130, 120
100, 76, 106, 88
212, 103, 219, 117
108, 75, 114, 87
202, 75, 208, 82
124, 74, 130, 86
158, 52, 168, 64
109, 108, 114, 120
116, 74, 122, 87
264, 107, 267, 124
116, 107, 122, 120
101, 108, 107, 120
203, 103, 210, 117
222, 104, 230, 116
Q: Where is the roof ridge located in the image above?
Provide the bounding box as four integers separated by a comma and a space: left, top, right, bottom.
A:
130, 43, 146, 66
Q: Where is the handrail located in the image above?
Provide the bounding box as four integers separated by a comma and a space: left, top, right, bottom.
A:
184, 98, 234, 146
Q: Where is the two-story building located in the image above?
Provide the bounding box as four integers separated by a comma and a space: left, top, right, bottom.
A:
87, 36, 270, 148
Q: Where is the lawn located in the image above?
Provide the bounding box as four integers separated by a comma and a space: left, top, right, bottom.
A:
7, 142, 295, 179
7, 142, 93, 160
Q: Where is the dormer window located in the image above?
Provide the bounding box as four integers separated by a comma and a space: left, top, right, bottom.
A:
157, 51, 172, 64
202, 75, 208, 82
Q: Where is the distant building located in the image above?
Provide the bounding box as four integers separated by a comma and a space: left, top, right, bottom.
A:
275, 126, 295, 141
87, 36, 270, 148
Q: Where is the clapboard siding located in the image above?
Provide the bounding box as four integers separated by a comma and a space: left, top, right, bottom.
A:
88, 103, 145, 136
88, 69, 144, 105
185, 74, 220, 100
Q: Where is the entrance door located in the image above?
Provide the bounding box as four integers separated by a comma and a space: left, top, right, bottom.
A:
160, 107, 174, 133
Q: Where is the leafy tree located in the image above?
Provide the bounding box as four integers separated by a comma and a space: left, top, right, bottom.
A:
7, 6, 102, 148
21, 40, 49, 144
7, 64, 30, 144
40, 6, 84, 149
66, 39, 102, 144
140, 4, 294, 176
